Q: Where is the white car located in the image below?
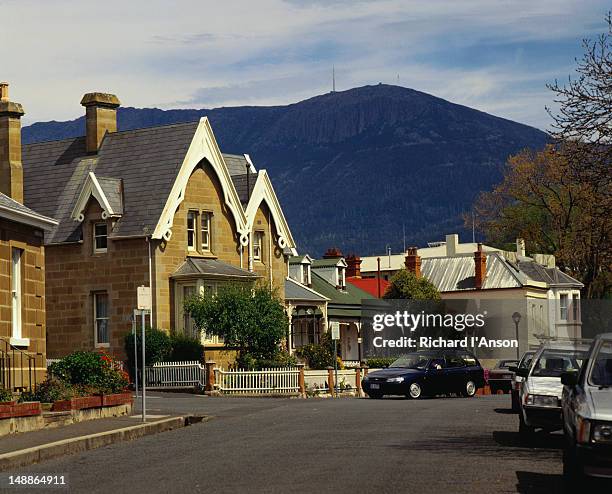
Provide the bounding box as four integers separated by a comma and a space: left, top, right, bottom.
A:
516, 341, 590, 443
510, 351, 535, 411
562, 333, 612, 481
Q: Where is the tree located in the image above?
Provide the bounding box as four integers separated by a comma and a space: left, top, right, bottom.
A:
547, 12, 612, 189
184, 284, 288, 365
383, 269, 441, 300
471, 144, 610, 298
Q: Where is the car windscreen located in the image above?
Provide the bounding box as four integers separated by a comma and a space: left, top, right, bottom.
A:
531, 349, 588, 378
519, 353, 535, 369
496, 360, 518, 369
390, 354, 431, 370
589, 341, 612, 387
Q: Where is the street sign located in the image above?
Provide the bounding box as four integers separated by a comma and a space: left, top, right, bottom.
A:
137, 286, 151, 310
330, 322, 340, 340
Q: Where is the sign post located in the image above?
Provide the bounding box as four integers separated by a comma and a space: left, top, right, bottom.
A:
330, 322, 340, 398
132, 311, 139, 399
137, 286, 151, 423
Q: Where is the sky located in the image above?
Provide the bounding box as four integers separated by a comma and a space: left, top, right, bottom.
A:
1, 0, 609, 130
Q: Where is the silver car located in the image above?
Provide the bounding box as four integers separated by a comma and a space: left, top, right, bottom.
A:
562, 333, 612, 481
516, 341, 590, 443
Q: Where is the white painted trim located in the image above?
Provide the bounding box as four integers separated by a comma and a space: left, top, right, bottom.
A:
9, 337, 30, 347
152, 117, 249, 242
0, 205, 58, 230
71, 172, 119, 222
244, 170, 296, 252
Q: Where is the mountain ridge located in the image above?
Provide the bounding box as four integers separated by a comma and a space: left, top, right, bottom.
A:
22, 84, 549, 256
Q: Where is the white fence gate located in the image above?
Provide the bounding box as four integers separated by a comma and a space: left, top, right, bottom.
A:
215, 367, 299, 395
145, 361, 206, 389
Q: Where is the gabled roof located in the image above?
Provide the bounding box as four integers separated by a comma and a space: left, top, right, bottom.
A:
310, 272, 374, 307
517, 259, 583, 288
23, 122, 198, 244
312, 258, 347, 268
0, 192, 57, 230
289, 254, 313, 265
223, 153, 256, 176
71, 172, 123, 222
171, 257, 259, 280
285, 277, 329, 302
231, 173, 258, 207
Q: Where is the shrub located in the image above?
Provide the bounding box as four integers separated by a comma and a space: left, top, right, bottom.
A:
20, 378, 77, 403
0, 387, 13, 402
124, 327, 172, 377
168, 333, 204, 362
237, 350, 297, 370
47, 351, 128, 395
366, 357, 396, 369
295, 333, 343, 370
383, 269, 441, 300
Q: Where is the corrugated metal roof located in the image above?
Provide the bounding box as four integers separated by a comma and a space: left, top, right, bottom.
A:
421, 253, 522, 292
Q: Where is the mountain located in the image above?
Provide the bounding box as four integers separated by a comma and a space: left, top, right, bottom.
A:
22, 84, 549, 256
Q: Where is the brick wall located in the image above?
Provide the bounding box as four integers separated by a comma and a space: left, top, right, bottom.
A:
45, 201, 149, 359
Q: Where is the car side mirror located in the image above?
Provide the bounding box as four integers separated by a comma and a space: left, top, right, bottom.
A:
515, 368, 529, 378
508, 366, 518, 373
561, 371, 578, 387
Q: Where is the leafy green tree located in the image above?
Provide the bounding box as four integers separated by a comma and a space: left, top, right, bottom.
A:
383, 269, 441, 300
184, 284, 288, 365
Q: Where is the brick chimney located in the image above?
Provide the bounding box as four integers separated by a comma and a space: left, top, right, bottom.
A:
405, 247, 421, 278
0, 83, 25, 203
81, 92, 120, 154
323, 247, 343, 259
474, 243, 487, 290
345, 254, 362, 278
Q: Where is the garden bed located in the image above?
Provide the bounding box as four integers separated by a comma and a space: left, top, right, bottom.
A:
51, 393, 132, 412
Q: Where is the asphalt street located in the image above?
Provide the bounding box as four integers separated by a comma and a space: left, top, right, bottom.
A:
7, 393, 610, 494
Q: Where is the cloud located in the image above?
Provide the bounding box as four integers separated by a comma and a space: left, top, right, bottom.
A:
1, 0, 609, 130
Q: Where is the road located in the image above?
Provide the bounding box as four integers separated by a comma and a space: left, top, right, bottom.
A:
8, 393, 605, 493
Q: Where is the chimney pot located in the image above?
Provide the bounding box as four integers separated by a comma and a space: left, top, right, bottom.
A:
346, 254, 362, 278
323, 247, 343, 259
0, 83, 9, 102
81, 92, 120, 154
405, 246, 421, 278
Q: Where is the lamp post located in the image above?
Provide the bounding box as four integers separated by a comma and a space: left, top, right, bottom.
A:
512, 312, 522, 359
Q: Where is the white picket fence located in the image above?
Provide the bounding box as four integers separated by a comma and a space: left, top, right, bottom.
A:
145, 361, 206, 390
304, 369, 359, 394
215, 367, 299, 395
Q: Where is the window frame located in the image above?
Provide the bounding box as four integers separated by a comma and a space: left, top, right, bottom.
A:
201, 211, 212, 252
11, 248, 23, 340
93, 221, 108, 254
559, 293, 569, 321
93, 292, 110, 347
572, 293, 580, 322
337, 267, 345, 288
253, 230, 264, 262
187, 210, 197, 251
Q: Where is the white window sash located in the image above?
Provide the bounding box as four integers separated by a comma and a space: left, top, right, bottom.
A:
11, 249, 22, 340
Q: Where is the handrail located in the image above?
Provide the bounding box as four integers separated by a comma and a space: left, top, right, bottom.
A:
0, 336, 41, 393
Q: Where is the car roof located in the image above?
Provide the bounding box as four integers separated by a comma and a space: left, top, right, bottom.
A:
594, 332, 612, 341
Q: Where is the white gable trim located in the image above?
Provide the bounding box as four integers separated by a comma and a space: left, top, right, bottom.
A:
152, 117, 249, 243
245, 170, 297, 253
71, 172, 119, 222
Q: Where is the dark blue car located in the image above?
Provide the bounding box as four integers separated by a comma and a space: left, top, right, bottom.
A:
362, 350, 485, 399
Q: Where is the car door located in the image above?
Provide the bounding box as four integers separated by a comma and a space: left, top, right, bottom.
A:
426, 358, 446, 395
444, 354, 467, 392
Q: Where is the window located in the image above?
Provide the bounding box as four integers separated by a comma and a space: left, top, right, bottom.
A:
187, 211, 197, 250
560, 294, 568, 321
253, 231, 264, 261
337, 267, 345, 288
11, 248, 22, 340
201, 212, 212, 252
446, 355, 465, 368
94, 292, 109, 346
93, 222, 108, 253
302, 264, 310, 285
572, 294, 580, 322
183, 286, 197, 338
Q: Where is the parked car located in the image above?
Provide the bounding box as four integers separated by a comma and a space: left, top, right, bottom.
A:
561, 333, 612, 482
489, 359, 519, 394
516, 341, 590, 443
510, 351, 535, 411
361, 350, 485, 399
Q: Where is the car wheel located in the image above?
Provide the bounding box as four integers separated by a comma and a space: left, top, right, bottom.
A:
367, 391, 383, 399
406, 382, 422, 399
462, 380, 477, 397
518, 413, 535, 445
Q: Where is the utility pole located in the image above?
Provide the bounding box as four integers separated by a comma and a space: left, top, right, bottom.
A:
332, 65, 336, 92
